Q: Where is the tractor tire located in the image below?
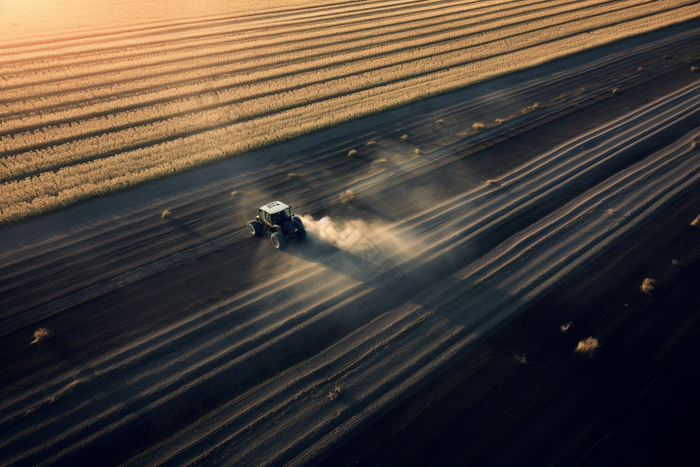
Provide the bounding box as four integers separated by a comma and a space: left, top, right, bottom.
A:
271, 231, 287, 250
247, 221, 263, 237
297, 227, 307, 240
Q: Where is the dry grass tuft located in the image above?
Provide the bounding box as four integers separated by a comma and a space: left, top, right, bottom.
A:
606, 208, 615, 215
515, 352, 529, 364
612, 87, 619, 95
399, 134, 408, 141
347, 149, 357, 157
371, 158, 387, 168
365, 140, 376, 147
328, 385, 341, 401
521, 102, 539, 114
671, 259, 682, 267
230, 190, 238, 197
495, 118, 506, 124
575, 336, 599, 357
560, 321, 572, 333
472, 122, 485, 130
161, 210, 172, 220
287, 172, 297, 180
691, 66, 698, 72
339, 189, 355, 205
31, 327, 51, 345
435, 119, 443, 124
414, 148, 420, 154
691, 214, 700, 227
641, 277, 656, 294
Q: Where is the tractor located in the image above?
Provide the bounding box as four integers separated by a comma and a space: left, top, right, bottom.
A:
247, 201, 306, 249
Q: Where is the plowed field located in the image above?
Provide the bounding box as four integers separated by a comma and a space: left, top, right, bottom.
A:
2, 3, 700, 467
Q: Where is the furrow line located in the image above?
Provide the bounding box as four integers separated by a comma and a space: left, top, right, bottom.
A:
30, 287, 373, 467
0, 273, 354, 457
288, 131, 700, 467
395, 79, 700, 233
498, 141, 700, 295
460, 135, 700, 285
237, 319, 462, 466
409, 85, 700, 263
124, 302, 430, 466
0, 264, 322, 421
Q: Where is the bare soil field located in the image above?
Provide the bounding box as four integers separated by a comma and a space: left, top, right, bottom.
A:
2, 16, 700, 467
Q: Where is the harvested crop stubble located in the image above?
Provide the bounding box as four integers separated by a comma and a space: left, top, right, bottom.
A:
2, 0, 700, 224
575, 336, 600, 356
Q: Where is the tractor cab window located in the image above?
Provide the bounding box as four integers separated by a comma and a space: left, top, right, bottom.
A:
260, 211, 272, 225
270, 208, 290, 225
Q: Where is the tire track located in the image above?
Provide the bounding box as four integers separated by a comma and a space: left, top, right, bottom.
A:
286, 122, 700, 467
6, 78, 696, 467
2, 35, 696, 335
0, 272, 366, 465
2, 24, 700, 465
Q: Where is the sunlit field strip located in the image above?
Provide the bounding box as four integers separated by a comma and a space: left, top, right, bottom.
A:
0, 0, 507, 73
0, 0, 690, 167
0, 0, 544, 101
3, 0, 582, 77
0, 2, 601, 142
0, 0, 413, 52
0, 0, 636, 125
0, 0, 465, 67
0, 0, 684, 151
0, 0, 654, 149
1, 1, 699, 224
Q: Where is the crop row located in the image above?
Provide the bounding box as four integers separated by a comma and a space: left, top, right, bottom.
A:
0, 0, 578, 103
0, 0, 467, 71
2, 1, 699, 225
0, 0, 679, 138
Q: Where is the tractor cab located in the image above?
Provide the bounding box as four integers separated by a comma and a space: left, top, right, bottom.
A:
258, 201, 292, 227
247, 201, 306, 249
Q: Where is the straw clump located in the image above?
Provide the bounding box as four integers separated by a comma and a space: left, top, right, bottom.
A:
641, 277, 656, 294
339, 189, 355, 205
31, 327, 51, 345
575, 336, 599, 357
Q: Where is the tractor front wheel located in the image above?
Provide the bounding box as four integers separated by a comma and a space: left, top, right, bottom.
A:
247, 221, 263, 237
271, 231, 287, 250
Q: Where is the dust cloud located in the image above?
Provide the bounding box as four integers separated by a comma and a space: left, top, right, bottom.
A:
299, 214, 417, 263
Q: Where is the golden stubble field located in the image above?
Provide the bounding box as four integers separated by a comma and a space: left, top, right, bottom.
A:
2, 0, 700, 225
